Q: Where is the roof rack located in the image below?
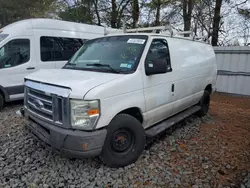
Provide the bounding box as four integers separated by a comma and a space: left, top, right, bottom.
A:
104, 22, 209, 43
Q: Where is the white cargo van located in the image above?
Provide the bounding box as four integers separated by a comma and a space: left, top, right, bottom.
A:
0, 18, 117, 110
22, 26, 217, 167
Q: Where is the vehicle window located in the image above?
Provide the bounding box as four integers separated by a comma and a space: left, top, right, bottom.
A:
0, 47, 4, 57
0, 39, 30, 69
40, 36, 86, 62
63, 35, 148, 74
145, 39, 171, 71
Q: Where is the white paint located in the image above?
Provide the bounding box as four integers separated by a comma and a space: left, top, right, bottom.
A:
0, 18, 118, 101
25, 33, 217, 130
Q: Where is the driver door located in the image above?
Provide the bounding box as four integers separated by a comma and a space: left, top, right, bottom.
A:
142, 38, 175, 128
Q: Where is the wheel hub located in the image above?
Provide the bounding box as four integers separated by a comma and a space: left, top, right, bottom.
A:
112, 129, 133, 152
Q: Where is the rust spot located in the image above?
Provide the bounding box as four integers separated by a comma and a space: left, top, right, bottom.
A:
116, 136, 125, 141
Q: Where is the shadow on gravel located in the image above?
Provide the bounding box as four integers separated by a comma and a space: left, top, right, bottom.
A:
3, 100, 23, 110
145, 115, 199, 151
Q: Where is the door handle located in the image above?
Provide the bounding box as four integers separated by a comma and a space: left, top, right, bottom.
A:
171, 84, 175, 92
27, 67, 35, 70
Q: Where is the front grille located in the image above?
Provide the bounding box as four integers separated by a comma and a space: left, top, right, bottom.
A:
25, 87, 69, 127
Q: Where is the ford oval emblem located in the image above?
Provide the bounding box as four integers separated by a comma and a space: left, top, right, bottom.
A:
33, 99, 44, 109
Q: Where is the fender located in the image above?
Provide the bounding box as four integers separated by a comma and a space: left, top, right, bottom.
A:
0, 85, 9, 102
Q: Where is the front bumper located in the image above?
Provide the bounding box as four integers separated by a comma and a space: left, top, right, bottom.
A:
24, 108, 107, 158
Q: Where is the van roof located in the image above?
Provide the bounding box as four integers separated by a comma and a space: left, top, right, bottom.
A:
2, 18, 118, 35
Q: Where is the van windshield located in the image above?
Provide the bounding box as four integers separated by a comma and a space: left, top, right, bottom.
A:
63, 35, 148, 74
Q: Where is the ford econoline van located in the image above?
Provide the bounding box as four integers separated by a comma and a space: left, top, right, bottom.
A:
22, 26, 217, 167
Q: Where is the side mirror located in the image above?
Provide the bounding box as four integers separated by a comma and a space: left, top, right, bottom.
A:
145, 59, 170, 76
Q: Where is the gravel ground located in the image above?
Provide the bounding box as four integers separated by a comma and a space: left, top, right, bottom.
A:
0, 93, 249, 188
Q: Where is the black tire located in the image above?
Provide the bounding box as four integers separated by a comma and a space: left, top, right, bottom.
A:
0, 94, 4, 112
101, 114, 146, 168
196, 90, 210, 117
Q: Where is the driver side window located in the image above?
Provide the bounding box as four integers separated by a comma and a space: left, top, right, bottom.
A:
0, 39, 30, 69
145, 39, 172, 72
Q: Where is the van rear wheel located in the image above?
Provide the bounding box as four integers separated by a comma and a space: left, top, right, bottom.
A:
0, 94, 4, 112
101, 114, 146, 168
196, 91, 210, 117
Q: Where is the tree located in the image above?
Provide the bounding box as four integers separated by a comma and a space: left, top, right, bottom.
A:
145, 0, 175, 26
238, 8, 250, 19
111, 0, 118, 27
238, 8, 250, 45
93, 0, 101, 25
182, 0, 194, 34
132, 0, 140, 28
58, 0, 94, 24
211, 0, 222, 46
109, 0, 132, 28
191, 0, 216, 42
0, 0, 55, 27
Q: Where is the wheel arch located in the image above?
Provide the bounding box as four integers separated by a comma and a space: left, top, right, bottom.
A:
205, 84, 212, 94
117, 107, 144, 124
0, 86, 9, 102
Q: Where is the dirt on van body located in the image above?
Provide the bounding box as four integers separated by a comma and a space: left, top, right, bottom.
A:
0, 93, 249, 188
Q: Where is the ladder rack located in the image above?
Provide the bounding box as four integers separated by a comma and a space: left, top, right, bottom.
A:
104, 22, 210, 43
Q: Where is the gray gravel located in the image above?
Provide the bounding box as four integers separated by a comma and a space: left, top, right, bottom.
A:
0, 103, 248, 188
241, 172, 250, 188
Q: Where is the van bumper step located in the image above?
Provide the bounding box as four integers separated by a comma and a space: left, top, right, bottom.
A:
145, 105, 201, 138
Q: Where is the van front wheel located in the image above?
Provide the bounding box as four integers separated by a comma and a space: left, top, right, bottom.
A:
196, 91, 210, 117
101, 114, 146, 168
0, 94, 4, 112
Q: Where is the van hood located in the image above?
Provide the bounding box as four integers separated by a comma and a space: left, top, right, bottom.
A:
25, 69, 123, 99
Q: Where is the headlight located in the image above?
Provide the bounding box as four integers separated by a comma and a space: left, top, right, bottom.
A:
70, 100, 100, 130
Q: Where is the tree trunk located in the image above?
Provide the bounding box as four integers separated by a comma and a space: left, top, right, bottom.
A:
93, 0, 101, 25
183, 0, 193, 37
132, 0, 139, 28
87, 1, 92, 24
116, 0, 131, 28
211, 0, 222, 46
155, 0, 160, 26
111, 0, 117, 28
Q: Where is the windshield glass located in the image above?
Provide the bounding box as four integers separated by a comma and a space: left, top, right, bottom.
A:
63, 35, 148, 73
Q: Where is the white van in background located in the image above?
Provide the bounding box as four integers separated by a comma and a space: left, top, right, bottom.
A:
0, 18, 117, 110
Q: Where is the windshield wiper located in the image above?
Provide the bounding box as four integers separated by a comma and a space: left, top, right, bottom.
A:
86, 63, 120, 73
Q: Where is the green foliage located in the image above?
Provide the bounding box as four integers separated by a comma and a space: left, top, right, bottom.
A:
58, 0, 94, 24
0, 0, 55, 27
238, 8, 250, 19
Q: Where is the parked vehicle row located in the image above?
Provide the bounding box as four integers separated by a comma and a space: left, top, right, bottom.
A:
21, 25, 217, 167
0, 18, 118, 110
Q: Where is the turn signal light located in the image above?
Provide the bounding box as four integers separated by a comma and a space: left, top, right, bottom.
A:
82, 143, 88, 151
88, 109, 99, 116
